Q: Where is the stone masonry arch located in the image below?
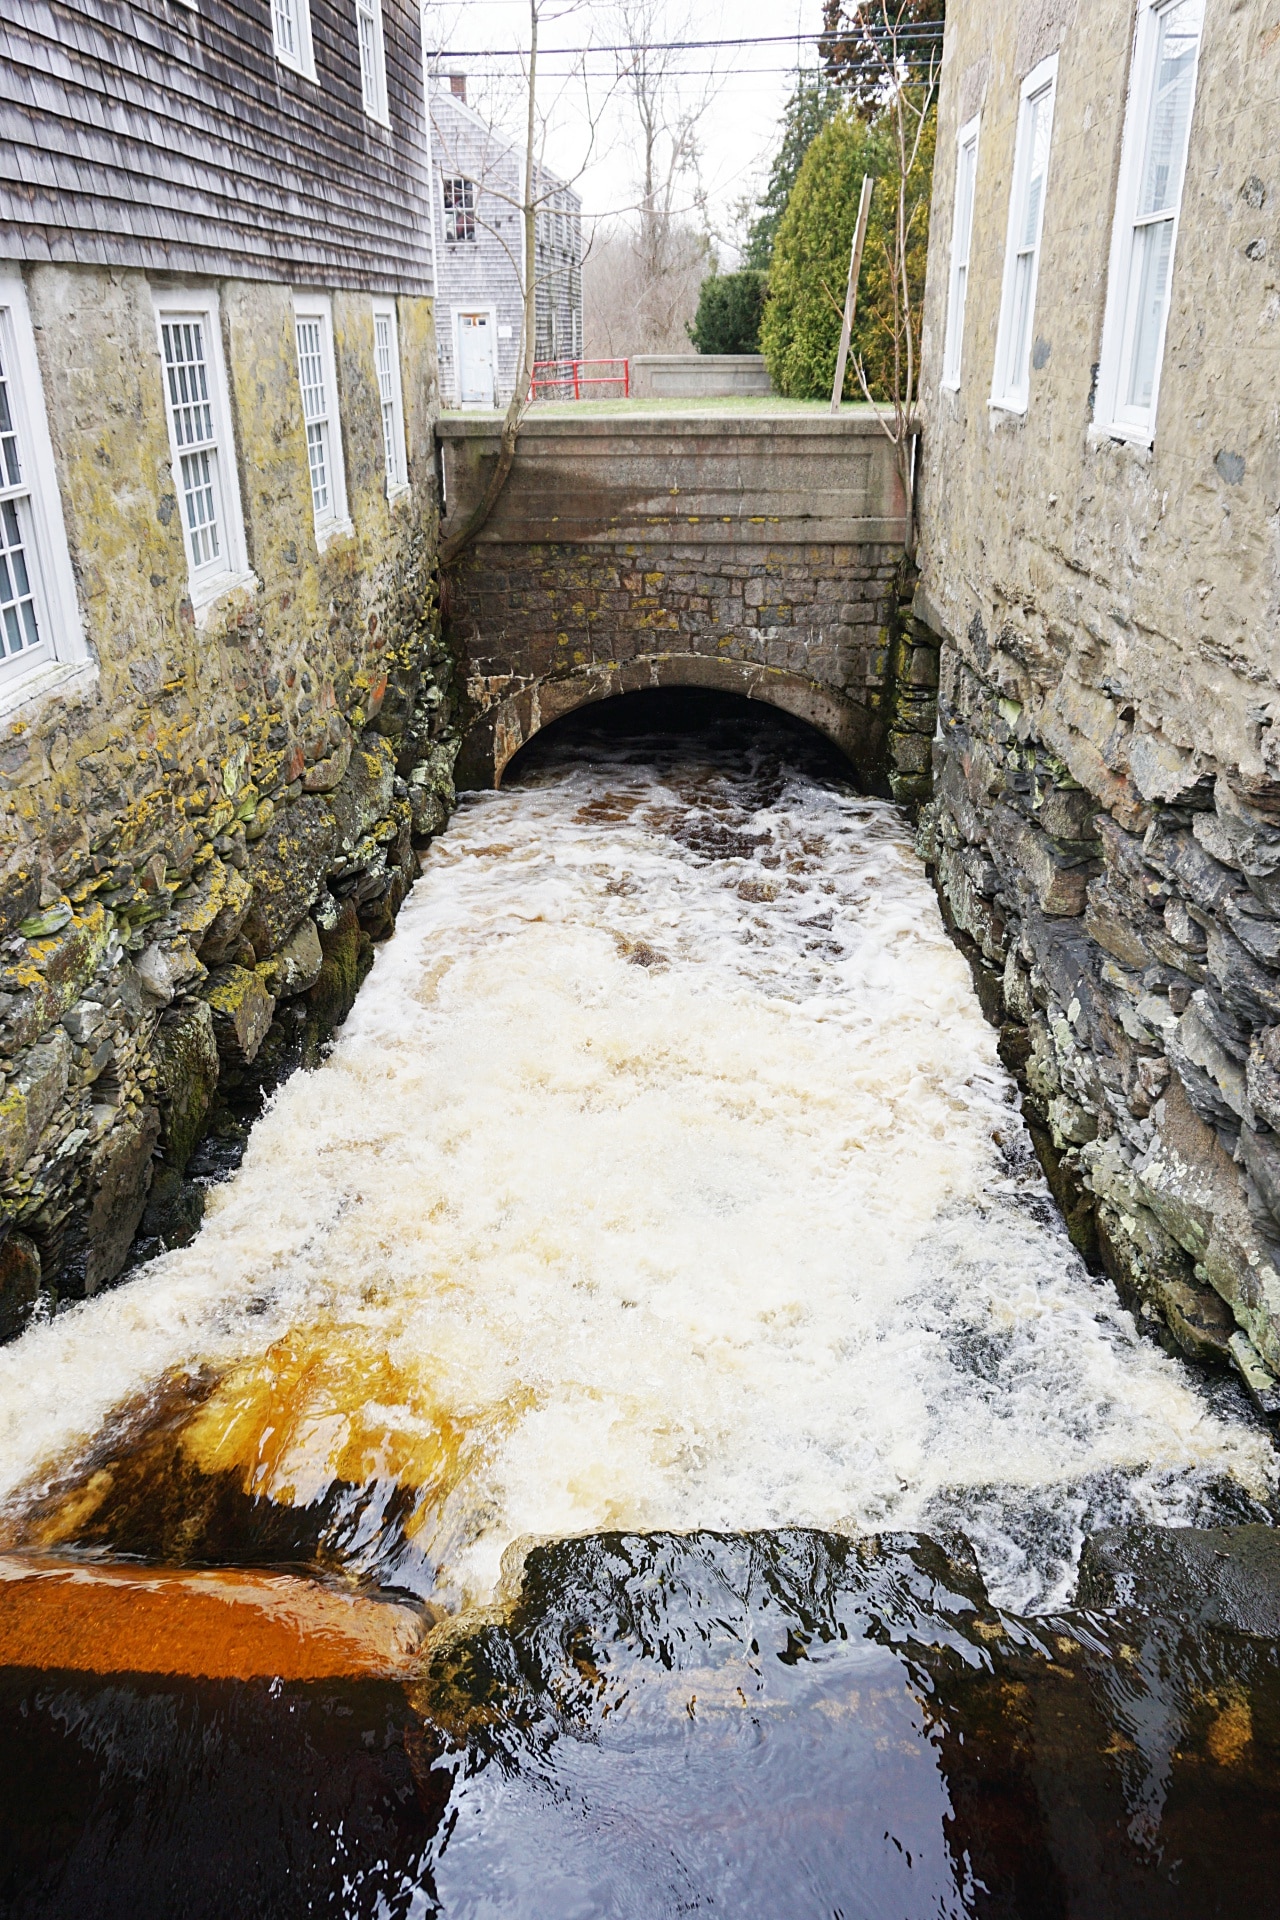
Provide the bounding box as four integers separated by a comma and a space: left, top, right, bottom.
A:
460, 653, 878, 788
438, 410, 939, 800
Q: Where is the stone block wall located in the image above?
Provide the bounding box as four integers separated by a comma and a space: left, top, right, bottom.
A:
921, 656, 1280, 1411
438, 411, 917, 785
448, 537, 904, 781
0, 264, 458, 1336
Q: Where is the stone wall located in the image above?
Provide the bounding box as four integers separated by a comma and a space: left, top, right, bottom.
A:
915, 0, 1280, 1407
438, 411, 926, 787
628, 356, 772, 398
0, 264, 458, 1336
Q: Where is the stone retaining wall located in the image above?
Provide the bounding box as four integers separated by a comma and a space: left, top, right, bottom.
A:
922, 660, 1280, 1411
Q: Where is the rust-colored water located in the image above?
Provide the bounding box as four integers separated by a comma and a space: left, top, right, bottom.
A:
0, 1553, 424, 1680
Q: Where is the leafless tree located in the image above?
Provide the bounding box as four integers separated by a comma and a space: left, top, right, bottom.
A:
430, 1, 616, 564
583, 221, 710, 359
583, 0, 721, 360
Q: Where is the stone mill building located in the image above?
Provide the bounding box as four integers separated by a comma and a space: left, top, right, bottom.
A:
0, 0, 461, 1323
916, 0, 1280, 1403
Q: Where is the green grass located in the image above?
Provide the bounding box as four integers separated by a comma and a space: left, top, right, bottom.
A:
441, 396, 886, 420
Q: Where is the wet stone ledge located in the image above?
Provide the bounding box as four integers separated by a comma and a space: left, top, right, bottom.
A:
0, 653, 462, 1340
921, 649, 1280, 1414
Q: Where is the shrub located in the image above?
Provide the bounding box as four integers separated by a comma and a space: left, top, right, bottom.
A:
760, 103, 935, 403
687, 271, 769, 355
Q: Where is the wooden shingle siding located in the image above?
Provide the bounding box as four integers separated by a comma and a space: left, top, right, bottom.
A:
430, 85, 580, 407
0, 0, 434, 291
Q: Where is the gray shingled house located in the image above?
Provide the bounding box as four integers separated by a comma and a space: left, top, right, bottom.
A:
429, 76, 582, 408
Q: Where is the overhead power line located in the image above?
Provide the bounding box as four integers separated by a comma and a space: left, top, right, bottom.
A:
426, 27, 944, 59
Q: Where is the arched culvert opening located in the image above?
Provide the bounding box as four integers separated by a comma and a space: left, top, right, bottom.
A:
454, 655, 886, 791
500, 687, 862, 791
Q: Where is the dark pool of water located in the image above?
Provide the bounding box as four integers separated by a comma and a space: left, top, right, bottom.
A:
3, 1527, 1280, 1919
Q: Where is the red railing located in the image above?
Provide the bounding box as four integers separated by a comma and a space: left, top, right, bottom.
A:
530, 357, 630, 400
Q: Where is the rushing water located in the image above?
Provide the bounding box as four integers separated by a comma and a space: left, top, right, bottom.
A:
0, 697, 1278, 1916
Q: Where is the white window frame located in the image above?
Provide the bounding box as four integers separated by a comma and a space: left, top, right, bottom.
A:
271, 0, 316, 80
0, 268, 89, 717
355, 0, 389, 127
442, 175, 477, 244
991, 54, 1058, 415
292, 293, 351, 549
153, 288, 253, 620
941, 115, 981, 390
372, 299, 409, 498
1093, 0, 1205, 448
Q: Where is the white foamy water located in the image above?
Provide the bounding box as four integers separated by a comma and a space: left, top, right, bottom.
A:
0, 719, 1272, 1611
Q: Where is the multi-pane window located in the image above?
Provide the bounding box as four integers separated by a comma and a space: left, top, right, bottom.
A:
0, 279, 84, 689
443, 177, 476, 243
297, 318, 331, 516
155, 295, 247, 608
293, 297, 349, 543
160, 319, 222, 572
1094, 0, 1205, 443
942, 117, 980, 389
0, 338, 46, 669
992, 57, 1057, 412
272, 0, 314, 77
356, 0, 388, 124
372, 302, 407, 494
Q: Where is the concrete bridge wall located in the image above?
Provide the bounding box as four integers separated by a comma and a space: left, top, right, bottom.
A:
436, 411, 933, 790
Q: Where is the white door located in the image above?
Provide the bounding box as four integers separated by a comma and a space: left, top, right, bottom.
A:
457, 312, 495, 407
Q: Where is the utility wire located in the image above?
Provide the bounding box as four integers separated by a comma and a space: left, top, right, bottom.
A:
426, 27, 944, 58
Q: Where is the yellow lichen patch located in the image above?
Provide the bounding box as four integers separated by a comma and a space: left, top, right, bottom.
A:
180, 1330, 473, 1517
0, 1553, 426, 1681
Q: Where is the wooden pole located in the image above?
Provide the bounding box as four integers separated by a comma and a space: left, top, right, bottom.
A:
830, 175, 874, 413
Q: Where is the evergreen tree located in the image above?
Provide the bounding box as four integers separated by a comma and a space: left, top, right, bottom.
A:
742, 72, 841, 272
759, 99, 934, 403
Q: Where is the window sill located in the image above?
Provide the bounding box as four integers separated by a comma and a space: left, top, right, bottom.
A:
1087, 420, 1155, 455
988, 395, 1028, 418
363, 108, 392, 132
275, 50, 318, 82
189, 568, 258, 628
315, 515, 355, 553
386, 480, 411, 505
0, 656, 98, 726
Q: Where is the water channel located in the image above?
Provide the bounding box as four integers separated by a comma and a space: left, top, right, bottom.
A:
1, 696, 1279, 1915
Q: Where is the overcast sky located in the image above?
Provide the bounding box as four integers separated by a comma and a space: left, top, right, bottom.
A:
422, 0, 829, 260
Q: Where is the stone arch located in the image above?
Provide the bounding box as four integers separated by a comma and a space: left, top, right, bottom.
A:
454, 654, 885, 789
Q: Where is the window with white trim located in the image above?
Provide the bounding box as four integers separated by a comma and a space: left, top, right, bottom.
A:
1094, 0, 1205, 444
992, 56, 1057, 413
942, 116, 980, 389
356, 0, 389, 124
272, 0, 315, 79
443, 176, 476, 243
372, 301, 408, 495
154, 294, 249, 610
0, 273, 85, 695
0, 337, 47, 673
293, 295, 350, 546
